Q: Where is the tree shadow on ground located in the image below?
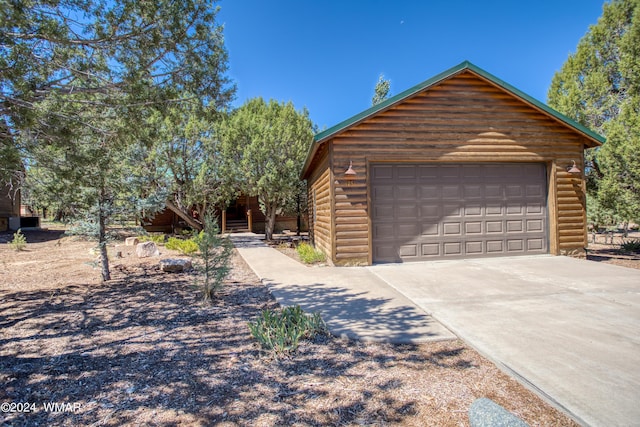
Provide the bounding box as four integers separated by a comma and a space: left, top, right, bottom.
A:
265, 281, 448, 343
0, 229, 66, 244
0, 262, 475, 426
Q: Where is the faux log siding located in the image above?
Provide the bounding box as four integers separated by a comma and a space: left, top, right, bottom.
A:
556, 161, 588, 251
307, 150, 333, 260
329, 71, 590, 262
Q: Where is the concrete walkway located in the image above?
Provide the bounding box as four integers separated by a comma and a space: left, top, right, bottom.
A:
230, 233, 455, 343
231, 233, 640, 426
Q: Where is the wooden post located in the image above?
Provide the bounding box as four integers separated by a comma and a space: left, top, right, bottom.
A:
221, 210, 226, 233
247, 209, 252, 232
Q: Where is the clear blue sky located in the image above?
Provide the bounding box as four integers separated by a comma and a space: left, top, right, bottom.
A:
217, 0, 606, 131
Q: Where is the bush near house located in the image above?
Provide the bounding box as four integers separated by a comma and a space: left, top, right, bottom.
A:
138, 234, 166, 245
248, 305, 327, 355
166, 237, 198, 255
296, 243, 325, 264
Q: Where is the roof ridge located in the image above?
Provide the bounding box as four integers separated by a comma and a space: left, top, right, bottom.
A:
301, 61, 604, 179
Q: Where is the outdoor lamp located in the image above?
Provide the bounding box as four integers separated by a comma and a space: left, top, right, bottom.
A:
567, 160, 581, 174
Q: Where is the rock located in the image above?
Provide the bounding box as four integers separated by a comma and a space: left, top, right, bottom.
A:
468, 398, 529, 427
136, 241, 160, 258
160, 258, 192, 273
125, 237, 140, 246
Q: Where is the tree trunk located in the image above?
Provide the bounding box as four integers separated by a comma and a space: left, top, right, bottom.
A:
165, 199, 203, 231
98, 198, 111, 282
264, 203, 277, 241
296, 193, 301, 236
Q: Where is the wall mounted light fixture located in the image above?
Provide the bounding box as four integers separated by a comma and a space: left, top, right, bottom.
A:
567, 160, 581, 174
344, 161, 357, 186
345, 161, 357, 176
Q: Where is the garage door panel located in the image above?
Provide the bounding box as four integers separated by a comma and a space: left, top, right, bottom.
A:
373, 165, 394, 180
375, 244, 400, 262
462, 165, 483, 178
441, 165, 461, 178
527, 238, 544, 250
443, 222, 462, 236
397, 204, 419, 219
487, 240, 504, 253
527, 219, 544, 232
507, 220, 524, 232
399, 244, 418, 257
444, 205, 462, 217
372, 163, 548, 262
507, 240, 524, 252
486, 205, 503, 216
419, 165, 439, 179
442, 185, 462, 199
373, 185, 394, 199
485, 185, 502, 199
398, 223, 419, 237
397, 166, 417, 180
526, 184, 544, 197
421, 243, 440, 257
486, 221, 503, 233
444, 242, 462, 255
464, 205, 482, 216
373, 223, 394, 239
465, 222, 482, 234
397, 185, 417, 200
421, 223, 439, 236
506, 185, 524, 197
526, 203, 544, 214
466, 241, 483, 254
420, 185, 439, 199
464, 184, 483, 199
373, 205, 394, 220
421, 205, 440, 218
506, 205, 523, 215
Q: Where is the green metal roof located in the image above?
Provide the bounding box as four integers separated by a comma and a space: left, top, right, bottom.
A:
301, 61, 605, 179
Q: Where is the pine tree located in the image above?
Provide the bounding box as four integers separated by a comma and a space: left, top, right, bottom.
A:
217, 98, 315, 241
548, 0, 640, 225
372, 74, 391, 106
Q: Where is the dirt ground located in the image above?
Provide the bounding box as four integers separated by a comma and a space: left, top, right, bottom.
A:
2, 228, 635, 426
584, 231, 640, 270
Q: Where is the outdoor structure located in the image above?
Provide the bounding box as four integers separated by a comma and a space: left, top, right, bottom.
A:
301, 61, 604, 265
143, 195, 305, 234
0, 183, 20, 232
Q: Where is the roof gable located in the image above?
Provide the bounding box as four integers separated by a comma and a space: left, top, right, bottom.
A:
302, 61, 604, 179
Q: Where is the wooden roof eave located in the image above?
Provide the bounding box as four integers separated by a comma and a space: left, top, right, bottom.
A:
300, 61, 604, 179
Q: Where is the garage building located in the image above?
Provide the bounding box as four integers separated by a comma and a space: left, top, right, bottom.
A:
300, 61, 604, 265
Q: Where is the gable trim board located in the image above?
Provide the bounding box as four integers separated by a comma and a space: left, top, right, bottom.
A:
302, 61, 603, 265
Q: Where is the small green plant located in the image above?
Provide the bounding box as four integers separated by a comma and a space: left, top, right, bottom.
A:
193, 215, 233, 301
138, 233, 166, 244
8, 229, 27, 251
166, 236, 198, 254
296, 242, 326, 264
248, 305, 327, 355
620, 238, 640, 253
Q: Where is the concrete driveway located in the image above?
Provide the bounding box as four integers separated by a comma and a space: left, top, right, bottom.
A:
367, 255, 640, 427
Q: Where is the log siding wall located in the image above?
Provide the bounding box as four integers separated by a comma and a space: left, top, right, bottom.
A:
325, 71, 590, 264
307, 146, 333, 260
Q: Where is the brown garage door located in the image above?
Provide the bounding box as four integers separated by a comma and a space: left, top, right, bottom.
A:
371, 163, 548, 262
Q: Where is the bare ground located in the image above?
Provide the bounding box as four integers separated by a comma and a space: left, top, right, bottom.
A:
3, 229, 631, 426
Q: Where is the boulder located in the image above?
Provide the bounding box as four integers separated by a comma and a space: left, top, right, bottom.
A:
125, 237, 140, 246
468, 398, 529, 427
160, 258, 192, 273
136, 241, 160, 258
